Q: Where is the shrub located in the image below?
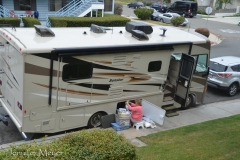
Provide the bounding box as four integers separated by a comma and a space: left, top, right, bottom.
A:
0, 129, 136, 160
195, 28, 210, 37
171, 16, 185, 26
197, 9, 207, 15
114, 3, 123, 15
134, 8, 153, 20
223, 13, 240, 17
49, 17, 68, 27
49, 14, 130, 27
143, 2, 152, 6
22, 17, 41, 27
0, 18, 20, 27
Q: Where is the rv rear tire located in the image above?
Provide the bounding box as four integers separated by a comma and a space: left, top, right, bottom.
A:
88, 112, 107, 128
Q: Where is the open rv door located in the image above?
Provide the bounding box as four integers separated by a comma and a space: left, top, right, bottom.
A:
174, 54, 196, 107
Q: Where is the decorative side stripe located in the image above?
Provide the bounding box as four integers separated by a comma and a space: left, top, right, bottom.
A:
25, 63, 58, 77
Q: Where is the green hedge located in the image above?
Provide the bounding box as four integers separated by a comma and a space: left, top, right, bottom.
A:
22, 17, 41, 27
134, 8, 154, 20
171, 16, 185, 26
49, 14, 130, 27
0, 18, 21, 27
0, 129, 137, 160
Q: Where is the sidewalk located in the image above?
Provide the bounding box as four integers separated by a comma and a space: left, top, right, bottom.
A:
118, 99, 240, 147
1, 99, 239, 149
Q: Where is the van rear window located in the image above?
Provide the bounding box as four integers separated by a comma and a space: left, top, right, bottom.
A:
191, 3, 197, 11
210, 61, 227, 72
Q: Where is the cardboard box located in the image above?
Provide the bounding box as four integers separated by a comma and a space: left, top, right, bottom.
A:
115, 114, 130, 126
117, 109, 131, 118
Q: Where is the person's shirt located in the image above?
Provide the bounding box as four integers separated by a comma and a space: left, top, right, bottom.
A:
34, 11, 39, 17
128, 103, 143, 121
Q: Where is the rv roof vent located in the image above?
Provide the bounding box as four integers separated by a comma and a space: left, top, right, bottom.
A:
126, 22, 153, 34
90, 24, 107, 33
34, 25, 55, 37
131, 30, 149, 41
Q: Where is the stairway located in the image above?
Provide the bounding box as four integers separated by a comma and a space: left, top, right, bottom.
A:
46, 0, 102, 28
162, 84, 180, 117
0, 5, 12, 18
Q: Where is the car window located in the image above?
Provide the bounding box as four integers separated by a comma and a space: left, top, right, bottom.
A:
231, 65, 240, 72
210, 61, 227, 72
171, 3, 176, 8
163, 13, 168, 17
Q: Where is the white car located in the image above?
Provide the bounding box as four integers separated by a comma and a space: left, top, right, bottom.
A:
157, 12, 189, 26
208, 56, 240, 96
238, 21, 240, 26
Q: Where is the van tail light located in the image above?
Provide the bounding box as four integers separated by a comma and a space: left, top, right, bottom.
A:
217, 73, 232, 78
188, 9, 190, 13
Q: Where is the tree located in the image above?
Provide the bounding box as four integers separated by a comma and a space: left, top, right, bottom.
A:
215, 0, 232, 9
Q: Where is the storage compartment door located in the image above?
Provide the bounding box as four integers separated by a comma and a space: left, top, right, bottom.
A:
66, 82, 92, 106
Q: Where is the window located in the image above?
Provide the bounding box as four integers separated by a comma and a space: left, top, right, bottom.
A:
171, 53, 208, 73
104, 0, 113, 12
210, 61, 227, 72
62, 62, 93, 81
48, 0, 72, 11
180, 59, 193, 79
193, 54, 208, 73
14, 0, 36, 11
148, 61, 162, 72
231, 65, 240, 72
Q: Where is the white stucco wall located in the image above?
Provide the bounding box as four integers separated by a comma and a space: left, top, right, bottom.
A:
197, 0, 210, 6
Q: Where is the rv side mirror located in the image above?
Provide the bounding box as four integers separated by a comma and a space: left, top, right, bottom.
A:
202, 66, 209, 77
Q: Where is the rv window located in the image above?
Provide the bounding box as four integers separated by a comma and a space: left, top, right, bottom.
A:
148, 61, 162, 72
192, 54, 208, 73
171, 53, 182, 61
62, 63, 93, 81
180, 59, 193, 79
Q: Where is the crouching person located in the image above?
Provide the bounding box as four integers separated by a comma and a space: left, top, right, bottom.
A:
125, 99, 143, 125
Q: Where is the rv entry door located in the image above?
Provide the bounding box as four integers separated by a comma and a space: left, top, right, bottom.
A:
174, 54, 196, 107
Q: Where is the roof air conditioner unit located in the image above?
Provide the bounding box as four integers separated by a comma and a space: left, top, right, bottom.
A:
126, 22, 153, 34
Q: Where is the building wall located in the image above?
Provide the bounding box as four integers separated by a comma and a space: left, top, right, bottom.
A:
2, 0, 112, 20
3, 0, 55, 20
197, 0, 210, 7
213, 0, 239, 9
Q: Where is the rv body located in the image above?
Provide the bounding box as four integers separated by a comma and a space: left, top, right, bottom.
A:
0, 26, 210, 136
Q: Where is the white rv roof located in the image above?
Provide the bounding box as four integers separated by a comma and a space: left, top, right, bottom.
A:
1, 26, 208, 54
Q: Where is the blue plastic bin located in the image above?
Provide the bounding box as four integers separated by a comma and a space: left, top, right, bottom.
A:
111, 123, 130, 131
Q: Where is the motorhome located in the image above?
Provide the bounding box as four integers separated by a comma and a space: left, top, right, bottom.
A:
0, 23, 210, 140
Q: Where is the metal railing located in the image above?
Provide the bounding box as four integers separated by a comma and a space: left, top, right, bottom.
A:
0, 5, 12, 17
46, 0, 93, 28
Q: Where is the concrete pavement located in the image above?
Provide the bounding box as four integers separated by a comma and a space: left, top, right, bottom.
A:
119, 99, 240, 147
